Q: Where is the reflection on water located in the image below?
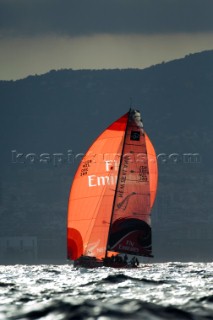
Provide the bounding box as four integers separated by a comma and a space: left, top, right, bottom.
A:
0, 263, 212, 319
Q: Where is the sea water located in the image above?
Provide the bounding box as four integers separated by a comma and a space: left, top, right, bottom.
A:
0, 263, 212, 319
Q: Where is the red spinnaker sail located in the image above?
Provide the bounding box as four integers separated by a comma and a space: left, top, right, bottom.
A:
67, 113, 128, 260
67, 110, 158, 260
107, 111, 158, 257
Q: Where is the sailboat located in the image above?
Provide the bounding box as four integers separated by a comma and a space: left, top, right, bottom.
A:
67, 109, 158, 268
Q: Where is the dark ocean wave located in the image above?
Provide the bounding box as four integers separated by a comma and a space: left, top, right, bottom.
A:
6, 298, 212, 320
0, 282, 15, 287
101, 274, 133, 283
101, 274, 174, 285
199, 295, 213, 303
42, 267, 61, 274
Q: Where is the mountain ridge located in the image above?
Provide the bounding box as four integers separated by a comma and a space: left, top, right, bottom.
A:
1, 49, 213, 83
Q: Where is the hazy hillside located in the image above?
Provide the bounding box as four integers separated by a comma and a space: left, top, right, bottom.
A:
0, 50, 213, 263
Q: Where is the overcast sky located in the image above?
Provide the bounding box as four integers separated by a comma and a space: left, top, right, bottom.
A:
1, 0, 213, 80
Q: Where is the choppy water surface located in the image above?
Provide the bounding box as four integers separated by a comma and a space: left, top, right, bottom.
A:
0, 263, 212, 319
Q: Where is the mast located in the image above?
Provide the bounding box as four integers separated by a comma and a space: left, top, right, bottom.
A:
104, 109, 131, 258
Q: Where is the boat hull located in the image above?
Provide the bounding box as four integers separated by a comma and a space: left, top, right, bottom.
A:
73, 256, 139, 268
103, 261, 138, 268
73, 256, 103, 268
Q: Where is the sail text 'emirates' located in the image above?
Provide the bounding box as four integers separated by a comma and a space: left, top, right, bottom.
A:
88, 160, 119, 187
